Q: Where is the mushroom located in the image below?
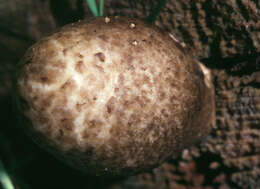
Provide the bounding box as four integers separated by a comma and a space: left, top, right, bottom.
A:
15, 17, 215, 177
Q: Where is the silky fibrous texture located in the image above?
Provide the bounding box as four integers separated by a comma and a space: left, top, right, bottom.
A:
16, 17, 215, 177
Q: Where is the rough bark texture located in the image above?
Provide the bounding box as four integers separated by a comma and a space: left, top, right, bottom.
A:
0, 0, 259, 189
105, 0, 260, 59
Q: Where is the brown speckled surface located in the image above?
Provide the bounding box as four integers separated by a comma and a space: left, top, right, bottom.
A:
0, 0, 259, 188
16, 17, 215, 177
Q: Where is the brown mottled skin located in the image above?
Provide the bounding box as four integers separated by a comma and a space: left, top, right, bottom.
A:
16, 17, 215, 177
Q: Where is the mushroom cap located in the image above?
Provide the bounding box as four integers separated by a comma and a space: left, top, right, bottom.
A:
16, 17, 215, 177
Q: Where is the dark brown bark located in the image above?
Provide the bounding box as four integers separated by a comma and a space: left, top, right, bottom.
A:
105, 0, 260, 59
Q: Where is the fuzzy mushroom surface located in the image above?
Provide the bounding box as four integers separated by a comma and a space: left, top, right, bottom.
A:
16, 17, 215, 177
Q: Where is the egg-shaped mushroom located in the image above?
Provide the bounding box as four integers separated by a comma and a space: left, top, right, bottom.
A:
15, 17, 215, 177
